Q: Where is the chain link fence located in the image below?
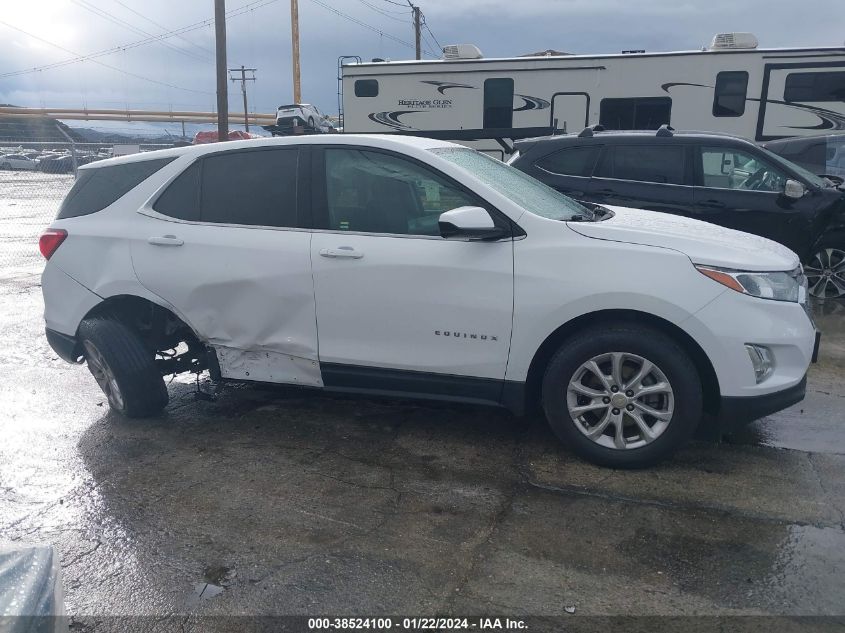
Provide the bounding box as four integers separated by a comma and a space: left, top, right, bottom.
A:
0, 140, 173, 281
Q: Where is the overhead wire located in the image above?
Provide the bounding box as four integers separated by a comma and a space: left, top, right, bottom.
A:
0, 0, 279, 79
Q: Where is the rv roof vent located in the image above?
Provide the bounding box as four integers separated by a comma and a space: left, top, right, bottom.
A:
442, 44, 483, 60
710, 32, 758, 50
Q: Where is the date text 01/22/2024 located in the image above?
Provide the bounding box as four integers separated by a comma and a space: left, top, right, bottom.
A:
307, 617, 529, 630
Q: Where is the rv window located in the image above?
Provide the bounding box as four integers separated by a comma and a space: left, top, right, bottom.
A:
599, 97, 671, 130
784, 72, 845, 102
595, 145, 686, 185
354, 80, 379, 97
484, 78, 514, 129
536, 146, 601, 177
713, 71, 749, 117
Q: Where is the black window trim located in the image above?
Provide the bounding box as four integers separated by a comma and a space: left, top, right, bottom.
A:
145, 146, 310, 231
784, 70, 845, 103
310, 144, 519, 240
712, 70, 750, 118
483, 77, 515, 131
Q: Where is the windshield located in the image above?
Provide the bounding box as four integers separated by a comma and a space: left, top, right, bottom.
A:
431, 147, 591, 221
758, 146, 827, 188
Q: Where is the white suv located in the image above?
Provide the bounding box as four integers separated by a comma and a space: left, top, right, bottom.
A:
40, 135, 819, 468
275, 103, 333, 133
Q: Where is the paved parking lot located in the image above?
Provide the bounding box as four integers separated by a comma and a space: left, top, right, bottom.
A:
1, 173, 843, 630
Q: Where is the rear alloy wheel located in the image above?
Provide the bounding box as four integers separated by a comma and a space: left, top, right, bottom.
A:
542, 325, 703, 468
805, 247, 845, 299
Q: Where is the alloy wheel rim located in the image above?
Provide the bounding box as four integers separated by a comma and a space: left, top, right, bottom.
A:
805, 248, 845, 299
83, 341, 125, 410
566, 352, 674, 450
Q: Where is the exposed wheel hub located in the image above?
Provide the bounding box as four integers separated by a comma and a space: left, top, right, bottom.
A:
805, 248, 845, 299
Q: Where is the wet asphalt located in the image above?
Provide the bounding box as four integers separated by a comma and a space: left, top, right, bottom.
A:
1, 173, 844, 628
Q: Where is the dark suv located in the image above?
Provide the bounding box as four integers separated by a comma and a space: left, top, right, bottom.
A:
511, 126, 845, 299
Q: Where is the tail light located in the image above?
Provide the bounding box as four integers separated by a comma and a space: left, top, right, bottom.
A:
39, 228, 67, 260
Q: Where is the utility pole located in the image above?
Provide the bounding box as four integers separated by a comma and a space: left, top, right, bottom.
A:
411, 3, 421, 60
229, 65, 257, 132
290, 0, 301, 103
214, 0, 229, 141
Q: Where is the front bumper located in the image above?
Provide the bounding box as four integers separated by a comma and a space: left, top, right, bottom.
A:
718, 373, 807, 426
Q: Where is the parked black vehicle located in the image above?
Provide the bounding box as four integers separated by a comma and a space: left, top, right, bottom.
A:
511, 126, 845, 299
764, 134, 845, 184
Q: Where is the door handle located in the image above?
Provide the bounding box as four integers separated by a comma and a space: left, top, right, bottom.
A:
698, 200, 727, 209
319, 246, 364, 259
147, 235, 184, 246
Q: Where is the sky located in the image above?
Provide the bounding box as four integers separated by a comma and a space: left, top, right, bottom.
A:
1, 0, 843, 135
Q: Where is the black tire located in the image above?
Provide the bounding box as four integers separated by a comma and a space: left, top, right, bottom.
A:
77, 318, 168, 417
541, 323, 703, 469
308, 116, 315, 129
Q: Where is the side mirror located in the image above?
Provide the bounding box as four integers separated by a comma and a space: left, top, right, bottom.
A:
784, 179, 806, 199
439, 206, 508, 240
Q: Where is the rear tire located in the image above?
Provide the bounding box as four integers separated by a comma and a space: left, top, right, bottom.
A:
78, 318, 168, 417
308, 116, 315, 129
541, 323, 703, 469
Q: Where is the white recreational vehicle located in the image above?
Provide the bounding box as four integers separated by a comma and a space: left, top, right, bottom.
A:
340, 34, 845, 158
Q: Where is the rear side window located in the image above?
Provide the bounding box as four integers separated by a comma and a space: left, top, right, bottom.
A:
57, 157, 174, 219
155, 149, 299, 227
713, 71, 749, 117
153, 162, 201, 221
596, 145, 687, 185
354, 80, 379, 97
535, 146, 601, 177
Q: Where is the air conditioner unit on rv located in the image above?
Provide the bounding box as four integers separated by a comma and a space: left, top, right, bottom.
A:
442, 44, 483, 60
710, 32, 759, 50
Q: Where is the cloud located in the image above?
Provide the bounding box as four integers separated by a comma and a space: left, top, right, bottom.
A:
0, 0, 842, 126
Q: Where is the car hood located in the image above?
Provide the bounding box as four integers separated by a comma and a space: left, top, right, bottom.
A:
567, 205, 800, 272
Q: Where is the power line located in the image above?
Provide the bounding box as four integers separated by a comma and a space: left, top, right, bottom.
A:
421, 12, 443, 52
309, 0, 437, 57
0, 0, 279, 80
70, 0, 210, 64
355, 0, 409, 23
0, 20, 213, 94
111, 0, 215, 58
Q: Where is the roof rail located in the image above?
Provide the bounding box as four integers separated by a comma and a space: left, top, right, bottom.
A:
578, 124, 605, 138
656, 124, 675, 137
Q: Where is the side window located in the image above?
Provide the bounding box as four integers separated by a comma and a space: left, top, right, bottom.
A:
535, 146, 601, 177
58, 157, 175, 219
201, 149, 298, 227
595, 145, 686, 185
155, 150, 299, 226
599, 97, 672, 130
324, 148, 478, 236
699, 146, 788, 192
713, 71, 749, 117
154, 161, 201, 221
483, 78, 514, 129
355, 80, 379, 97
784, 72, 845, 102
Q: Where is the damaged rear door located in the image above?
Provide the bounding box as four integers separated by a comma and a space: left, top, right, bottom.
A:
130, 146, 321, 386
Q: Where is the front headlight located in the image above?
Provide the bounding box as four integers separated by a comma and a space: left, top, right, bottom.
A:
696, 265, 800, 302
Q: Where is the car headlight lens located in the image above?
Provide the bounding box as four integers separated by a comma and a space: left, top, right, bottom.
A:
696, 266, 800, 302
